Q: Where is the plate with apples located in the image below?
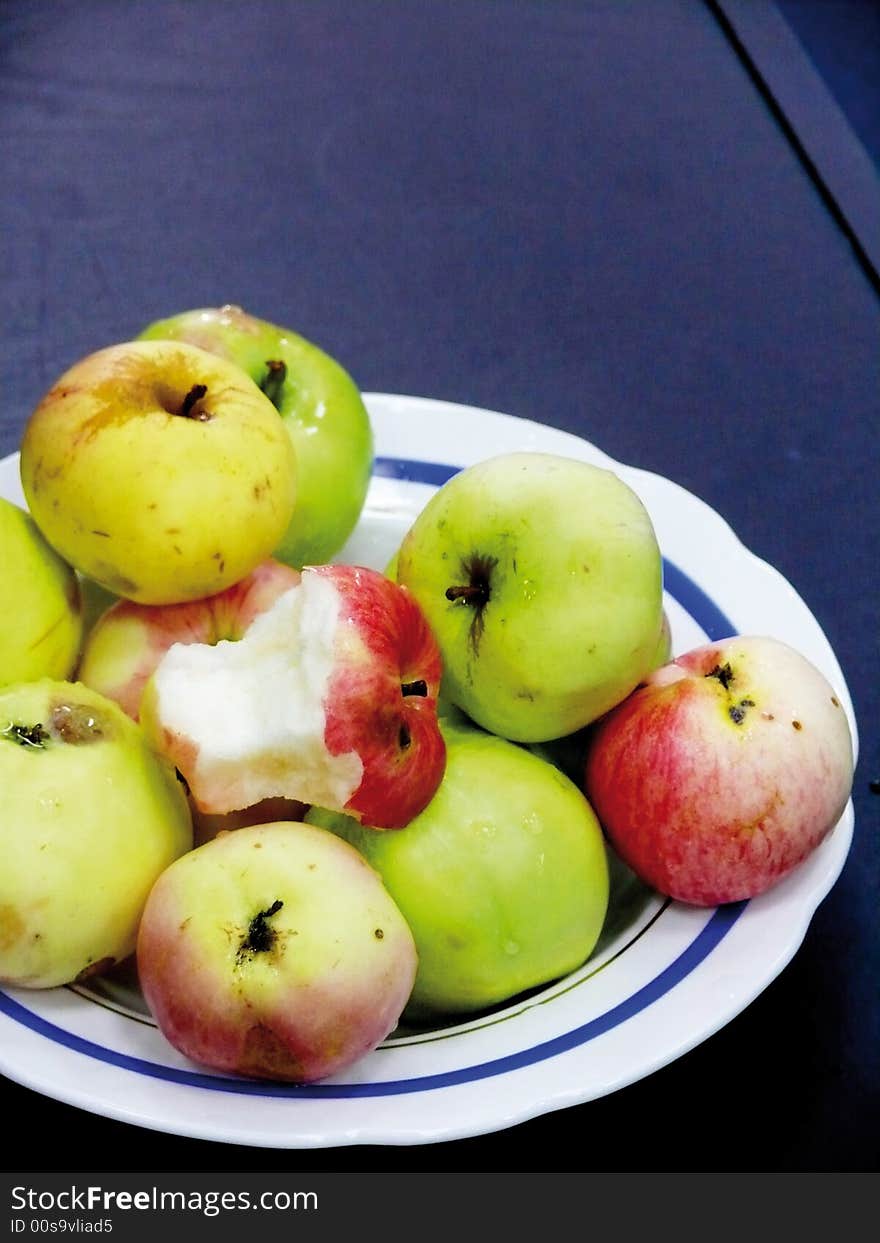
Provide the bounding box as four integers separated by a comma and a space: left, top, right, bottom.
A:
0, 309, 857, 1148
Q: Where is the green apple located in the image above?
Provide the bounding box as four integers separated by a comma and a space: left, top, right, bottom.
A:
138, 305, 374, 567
0, 498, 83, 685
19, 339, 298, 605
0, 678, 193, 988
525, 605, 673, 777
653, 607, 673, 668
307, 715, 609, 1018
396, 451, 664, 742
78, 576, 119, 640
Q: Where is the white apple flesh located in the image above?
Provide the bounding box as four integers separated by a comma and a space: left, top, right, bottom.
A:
136, 821, 417, 1082
584, 635, 855, 906
78, 558, 300, 721
140, 564, 446, 829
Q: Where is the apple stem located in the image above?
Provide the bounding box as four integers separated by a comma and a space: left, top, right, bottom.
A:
177, 384, 211, 420
445, 583, 489, 605
401, 679, 428, 697
260, 359, 287, 408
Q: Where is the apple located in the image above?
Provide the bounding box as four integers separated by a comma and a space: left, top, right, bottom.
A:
136, 820, 417, 1082
652, 607, 673, 668
583, 635, 855, 906
307, 714, 609, 1018
138, 305, 374, 568
78, 558, 300, 721
524, 607, 673, 780
0, 678, 192, 988
78, 576, 119, 641
19, 339, 298, 605
189, 795, 308, 847
140, 564, 446, 829
0, 497, 83, 685
395, 451, 664, 743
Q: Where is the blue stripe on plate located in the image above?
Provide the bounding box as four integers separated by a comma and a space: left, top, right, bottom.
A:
373, 456, 460, 486
662, 559, 735, 642
0, 901, 746, 1098
0, 453, 742, 1098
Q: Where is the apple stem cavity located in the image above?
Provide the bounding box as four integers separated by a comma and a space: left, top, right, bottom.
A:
1, 704, 109, 748
400, 679, 428, 697
259, 359, 287, 409
445, 554, 498, 652
706, 662, 735, 690
237, 899, 284, 963
445, 554, 497, 608
177, 384, 212, 421
704, 662, 757, 726
445, 584, 487, 604
1, 721, 50, 748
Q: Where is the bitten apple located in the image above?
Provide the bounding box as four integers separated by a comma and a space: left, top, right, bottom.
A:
584, 635, 855, 906
0, 679, 192, 988
136, 821, 417, 1082
78, 559, 300, 720
396, 452, 664, 743
20, 340, 297, 604
140, 564, 445, 829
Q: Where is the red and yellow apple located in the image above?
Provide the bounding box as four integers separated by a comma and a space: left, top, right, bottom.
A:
136, 820, 417, 1082
583, 635, 855, 906
19, 340, 298, 604
140, 564, 446, 829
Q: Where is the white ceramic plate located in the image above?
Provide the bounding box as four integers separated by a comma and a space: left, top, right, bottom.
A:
0, 393, 857, 1148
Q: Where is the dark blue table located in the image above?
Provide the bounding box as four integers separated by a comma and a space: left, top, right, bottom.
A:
1, 0, 877, 1174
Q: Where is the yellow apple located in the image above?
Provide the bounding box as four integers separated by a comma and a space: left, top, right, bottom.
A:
20, 340, 298, 605
138, 306, 374, 568
0, 678, 193, 988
